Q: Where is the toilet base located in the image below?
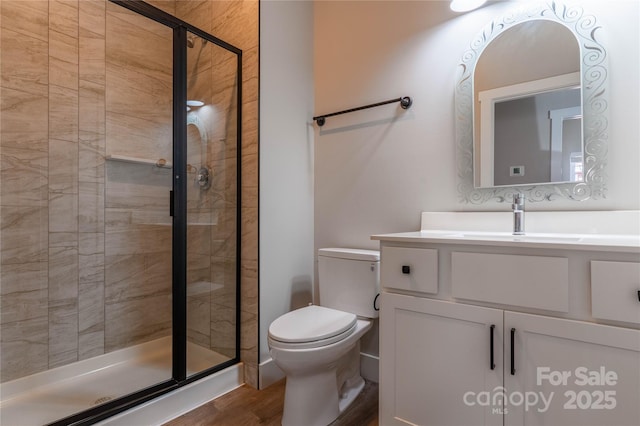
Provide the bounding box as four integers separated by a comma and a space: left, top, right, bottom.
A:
338, 375, 365, 413
271, 319, 373, 426
280, 343, 365, 426
282, 368, 340, 426
281, 373, 366, 426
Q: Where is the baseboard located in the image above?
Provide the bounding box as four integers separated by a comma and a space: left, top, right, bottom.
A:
360, 352, 379, 383
258, 357, 285, 389
258, 353, 379, 389
98, 364, 244, 425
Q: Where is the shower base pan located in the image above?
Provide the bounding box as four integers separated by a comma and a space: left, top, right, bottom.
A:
0, 337, 237, 425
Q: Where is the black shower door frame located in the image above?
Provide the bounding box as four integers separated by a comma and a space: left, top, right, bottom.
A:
49, 1, 242, 424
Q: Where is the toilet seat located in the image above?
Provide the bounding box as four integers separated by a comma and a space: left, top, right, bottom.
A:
269, 323, 357, 350
268, 305, 357, 349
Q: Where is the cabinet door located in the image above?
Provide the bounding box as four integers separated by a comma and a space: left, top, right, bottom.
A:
504, 311, 640, 426
380, 293, 504, 426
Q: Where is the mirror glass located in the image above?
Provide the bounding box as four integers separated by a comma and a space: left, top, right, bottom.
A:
455, 3, 608, 203
474, 20, 582, 188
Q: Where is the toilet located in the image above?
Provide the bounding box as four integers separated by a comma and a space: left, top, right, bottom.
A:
268, 248, 380, 426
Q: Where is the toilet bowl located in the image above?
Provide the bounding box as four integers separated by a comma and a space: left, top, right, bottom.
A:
268, 248, 380, 426
269, 306, 372, 426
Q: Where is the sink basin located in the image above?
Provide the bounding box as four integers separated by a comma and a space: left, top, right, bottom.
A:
513, 235, 583, 242
416, 230, 640, 246
419, 230, 586, 243
453, 232, 583, 243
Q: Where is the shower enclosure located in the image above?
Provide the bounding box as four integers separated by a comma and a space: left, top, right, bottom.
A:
0, 1, 241, 424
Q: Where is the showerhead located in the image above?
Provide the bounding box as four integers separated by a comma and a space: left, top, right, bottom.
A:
187, 36, 207, 49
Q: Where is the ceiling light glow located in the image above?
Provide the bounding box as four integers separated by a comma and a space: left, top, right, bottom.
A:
450, 0, 486, 12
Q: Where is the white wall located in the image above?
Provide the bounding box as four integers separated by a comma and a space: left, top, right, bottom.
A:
256, 0, 639, 374
314, 0, 640, 356
314, 0, 639, 247
259, 0, 315, 366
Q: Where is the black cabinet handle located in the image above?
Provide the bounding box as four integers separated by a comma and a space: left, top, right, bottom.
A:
402, 265, 411, 274
510, 328, 516, 375
637, 290, 640, 302
490, 324, 495, 370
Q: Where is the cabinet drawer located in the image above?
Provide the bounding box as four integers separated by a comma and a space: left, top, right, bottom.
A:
381, 247, 438, 293
452, 252, 569, 312
591, 261, 640, 325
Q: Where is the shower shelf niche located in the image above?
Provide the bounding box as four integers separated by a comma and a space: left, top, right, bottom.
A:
106, 154, 173, 168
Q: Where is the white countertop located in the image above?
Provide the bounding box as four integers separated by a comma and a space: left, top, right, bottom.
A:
372, 230, 640, 253
372, 211, 640, 253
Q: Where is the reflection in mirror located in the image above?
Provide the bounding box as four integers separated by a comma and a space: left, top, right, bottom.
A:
475, 20, 579, 93
456, 2, 608, 203
477, 77, 582, 187
474, 20, 582, 188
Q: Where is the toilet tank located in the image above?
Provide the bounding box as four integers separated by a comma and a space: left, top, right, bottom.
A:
317, 248, 380, 318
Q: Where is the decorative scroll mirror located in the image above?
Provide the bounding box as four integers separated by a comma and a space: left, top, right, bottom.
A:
455, 2, 608, 203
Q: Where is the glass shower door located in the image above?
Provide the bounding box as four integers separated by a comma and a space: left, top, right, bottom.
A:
1, 1, 241, 423
102, 0, 175, 391
0, 2, 175, 424
185, 31, 239, 376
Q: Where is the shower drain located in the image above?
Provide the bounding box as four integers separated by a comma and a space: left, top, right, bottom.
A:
93, 396, 114, 406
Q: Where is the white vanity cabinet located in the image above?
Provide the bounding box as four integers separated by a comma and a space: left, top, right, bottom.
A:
379, 293, 504, 426
504, 312, 640, 426
375, 234, 640, 426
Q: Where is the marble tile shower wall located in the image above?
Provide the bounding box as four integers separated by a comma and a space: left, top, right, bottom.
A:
103, 0, 174, 354
183, 30, 238, 359
176, 0, 259, 387
1, 0, 109, 382
0, 0, 259, 385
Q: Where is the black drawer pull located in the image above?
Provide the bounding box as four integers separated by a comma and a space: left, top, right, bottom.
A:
402, 265, 411, 274
510, 328, 516, 375
637, 290, 640, 302
490, 324, 495, 370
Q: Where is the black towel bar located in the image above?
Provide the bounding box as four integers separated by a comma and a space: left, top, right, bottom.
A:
313, 96, 412, 126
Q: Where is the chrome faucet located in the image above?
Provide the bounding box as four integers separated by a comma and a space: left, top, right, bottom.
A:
512, 193, 525, 235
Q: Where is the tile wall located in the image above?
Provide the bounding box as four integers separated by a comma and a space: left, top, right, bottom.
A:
183, 30, 239, 360
173, 0, 259, 386
0, 0, 258, 387
176, 0, 259, 388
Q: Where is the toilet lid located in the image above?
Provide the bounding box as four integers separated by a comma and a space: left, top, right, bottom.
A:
268, 305, 357, 343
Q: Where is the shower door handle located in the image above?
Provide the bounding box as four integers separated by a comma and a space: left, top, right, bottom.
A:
169, 190, 174, 217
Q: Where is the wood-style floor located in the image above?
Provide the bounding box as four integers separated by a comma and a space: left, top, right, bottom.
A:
164, 379, 379, 426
